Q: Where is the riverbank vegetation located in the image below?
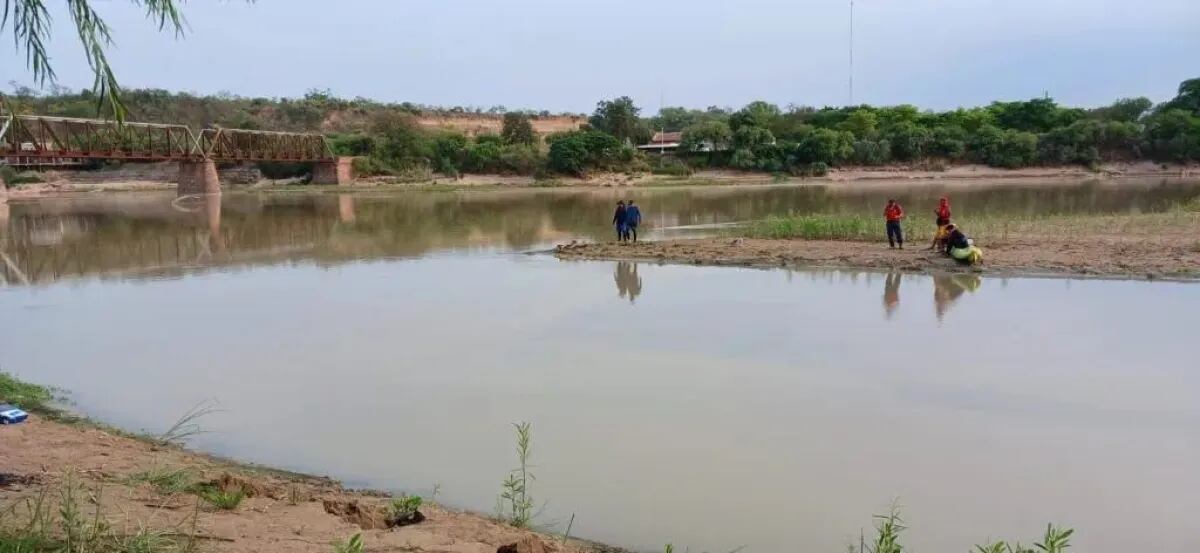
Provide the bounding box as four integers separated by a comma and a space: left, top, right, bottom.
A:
5, 79, 1198, 182
743, 202, 1200, 243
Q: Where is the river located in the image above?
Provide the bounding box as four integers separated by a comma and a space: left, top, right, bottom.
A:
2, 178, 1199, 552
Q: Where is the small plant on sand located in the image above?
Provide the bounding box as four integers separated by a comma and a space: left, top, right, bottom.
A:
498, 421, 535, 528
332, 533, 365, 553
128, 466, 196, 495
156, 400, 219, 447
384, 495, 424, 526
196, 487, 245, 511
975, 523, 1074, 553
866, 503, 906, 553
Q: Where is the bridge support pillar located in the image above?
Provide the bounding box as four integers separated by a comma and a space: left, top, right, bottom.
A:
178, 160, 221, 196
0, 171, 8, 204
313, 157, 354, 185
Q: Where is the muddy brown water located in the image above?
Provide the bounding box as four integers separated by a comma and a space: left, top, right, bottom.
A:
2, 179, 1199, 552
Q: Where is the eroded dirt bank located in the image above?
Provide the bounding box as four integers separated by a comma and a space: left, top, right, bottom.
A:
555, 230, 1200, 280
0, 417, 620, 553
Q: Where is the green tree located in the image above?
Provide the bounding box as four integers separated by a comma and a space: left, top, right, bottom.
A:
794, 129, 854, 165
884, 121, 932, 161
838, 109, 879, 139
929, 126, 967, 159
547, 130, 623, 175
1161, 78, 1200, 115
2, 0, 237, 120
729, 101, 781, 131
1144, 109, 1200, 161
970, 125, 1039, 168
680, 120, 733, 153
651, 107, 713, 131
988, 98, 1083, 133
501, 112, 536, 145
589, 96, 642, 143
371, 112, 432, 170
732, 126, 775, 150
1092, 97, 1153, 122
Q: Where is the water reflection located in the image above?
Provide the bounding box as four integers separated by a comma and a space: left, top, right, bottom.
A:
1, 177, 1199, 287
933, 273, 983, 321
614, 261, 643, 304
883, 271, 902, 319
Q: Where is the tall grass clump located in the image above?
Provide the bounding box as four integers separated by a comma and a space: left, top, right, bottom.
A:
744, 214, 881, 240
127, 467, 196, 495
498, 422, 535, 528
975, 524, 1074, 553
0, 372, 54, 413
194, 487, 245, 511
0, 472, 193, 553
155, 401, 219, 447
332, 533, 364, 553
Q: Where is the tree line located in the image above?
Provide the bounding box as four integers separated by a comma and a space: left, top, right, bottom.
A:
5, 78, 1199, 179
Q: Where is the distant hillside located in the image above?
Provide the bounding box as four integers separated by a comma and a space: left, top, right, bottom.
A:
3, 87, 585, 136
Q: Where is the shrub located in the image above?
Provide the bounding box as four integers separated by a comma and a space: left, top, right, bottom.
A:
352, 156, 392, 176
330, 134, 373, 156
384, 495, 425, 526
884, 121, 932, 161
197, 487, 246, 510
547, 131, 623, 176
651, 157, 693, 176
852, 139, 892, 165
969, 126, 1039, 168
501, 112, 536, 146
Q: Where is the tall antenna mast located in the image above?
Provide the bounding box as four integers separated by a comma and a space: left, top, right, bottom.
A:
659, 90, 665, 155
849, 0, 855, 106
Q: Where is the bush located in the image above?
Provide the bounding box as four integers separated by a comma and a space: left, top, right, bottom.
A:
0, 165, 44, 185
497, 145, 537, 174
851, 139, 892, 165
883, 121, 932, 161
547, 130, 623, 176
929, 126, 967, 159
352, 156, 392, 176
969, 126, 1039, 168
651, 157, 693, 176
330, 134, 374, 156
794, 128, 854, 165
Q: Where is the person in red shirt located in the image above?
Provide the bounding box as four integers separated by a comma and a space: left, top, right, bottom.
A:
884, 199, 905, 249
929, 197, 952, 250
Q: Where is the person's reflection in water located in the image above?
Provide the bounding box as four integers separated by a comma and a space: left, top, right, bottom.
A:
933, 273, 982, 322
614, 261, 642, 304
883, 271, 902, 320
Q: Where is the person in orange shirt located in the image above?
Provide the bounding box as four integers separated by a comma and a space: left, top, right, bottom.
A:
884, 198, 905, 249
929, 197, 952, 251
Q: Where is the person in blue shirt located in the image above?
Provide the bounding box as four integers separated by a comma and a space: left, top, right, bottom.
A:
625, 200, 642, 242
612, 201, 628, 242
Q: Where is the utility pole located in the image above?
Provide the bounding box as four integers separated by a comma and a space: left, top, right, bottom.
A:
849, 0, 855, 106
659, 90, 666, 156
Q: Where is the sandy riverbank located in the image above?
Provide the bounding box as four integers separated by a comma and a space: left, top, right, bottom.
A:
0, 415, 621, 553
554, 212, 1200, 280
3, 161, 1197, 199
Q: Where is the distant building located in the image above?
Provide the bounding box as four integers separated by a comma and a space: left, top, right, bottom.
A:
637, 131, 683, 154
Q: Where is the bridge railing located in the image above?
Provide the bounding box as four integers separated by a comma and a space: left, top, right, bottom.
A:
1, 113, 199, 162
2, 103, 335, 165
196, 128, 334, 162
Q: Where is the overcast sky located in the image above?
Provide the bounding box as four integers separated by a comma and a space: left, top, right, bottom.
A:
2, 0, 1198, 114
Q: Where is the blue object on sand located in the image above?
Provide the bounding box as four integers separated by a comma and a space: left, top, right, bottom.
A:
0, 404, 29, 424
